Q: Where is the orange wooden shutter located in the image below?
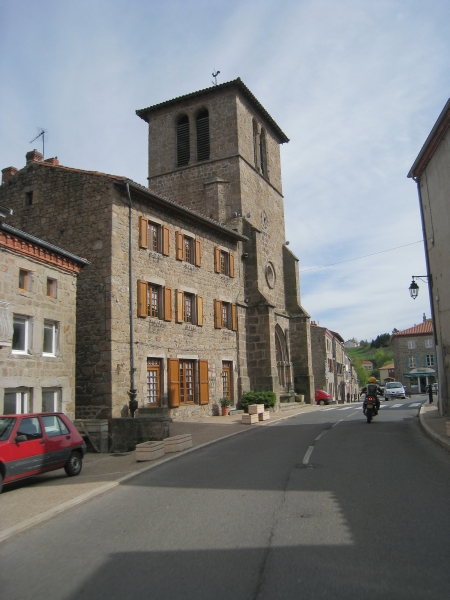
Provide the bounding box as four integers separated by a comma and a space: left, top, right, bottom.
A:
137, 280, 148, 317
162, 226, 170, 256
164, 286, 172, 321
168, 358, 180, 407
232, 303, 237, 331
176, 231, 183, 261
214, 300, 222, 328
175, 290, 184, 323
139, 217, 148, 249
195, 239, 201, 267
214, 247, 220, 273
229, 253, 235, 278
199, 360, 209, 405
197, 296, 203, 326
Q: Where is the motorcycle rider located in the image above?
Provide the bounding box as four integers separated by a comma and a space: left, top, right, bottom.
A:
361, 377, 383, 415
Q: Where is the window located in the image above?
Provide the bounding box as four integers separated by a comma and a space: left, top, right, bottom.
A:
17, 417, 42, 440
18, 269, 29, 291
175, 290, 203, 325
3, 389, 31, 414
426, 355, 435, 367
214, 247, 235, 277
176, 231, 201, 266
42, 388, 62, 412
25, 191, 33, 206
43, 320, 58, 356
12, 315, 31, 354
138, 217, 170, 256
179, 360, 195, 404
253, 120, 258, 168
222, 361, 232, 401
425, 338, 433, 348
177, 115, 190, 167
46, 278, 57, 298
137, 281, 172, 321
408, 340, 416, 350
42, 415, 69, 437
168, 359, 209, 407
147, 359, 161, 406
260, 129, 267, 177
214, 300, 237, 330
408, 356, 417, 367
196, 110, 210, 162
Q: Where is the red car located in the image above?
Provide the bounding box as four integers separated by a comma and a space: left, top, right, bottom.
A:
314, 390, 335, 405
0, 413, 86, 493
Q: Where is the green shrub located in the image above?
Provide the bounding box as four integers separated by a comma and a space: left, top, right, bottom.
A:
240, 391, 277, 412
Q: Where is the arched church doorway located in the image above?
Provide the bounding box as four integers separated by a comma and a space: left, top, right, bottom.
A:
275, 324, 291, 391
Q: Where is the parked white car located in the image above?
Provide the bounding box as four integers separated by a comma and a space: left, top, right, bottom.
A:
385, 381, 406, 400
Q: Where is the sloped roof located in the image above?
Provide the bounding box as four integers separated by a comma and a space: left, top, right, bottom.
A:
136, 78, 290, 144
380, 363, 395, 370
393, 321, 433, 336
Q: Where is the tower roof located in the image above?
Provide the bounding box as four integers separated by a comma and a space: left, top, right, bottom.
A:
136, 78, 290, 144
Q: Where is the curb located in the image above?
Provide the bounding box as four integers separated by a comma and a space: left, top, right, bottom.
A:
419, 405, 450, 452
0, 406, 314, 545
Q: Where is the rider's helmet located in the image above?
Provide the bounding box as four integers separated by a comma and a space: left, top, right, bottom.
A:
368, 376, 377, 383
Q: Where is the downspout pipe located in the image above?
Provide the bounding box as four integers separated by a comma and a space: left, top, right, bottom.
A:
413, 175, 442, 414
125, 181, 138, 418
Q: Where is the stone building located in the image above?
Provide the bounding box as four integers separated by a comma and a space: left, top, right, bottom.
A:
408, 98, 450, 414
391, 318, 436, 395
0, 207, 88, 418
0, 79, 314, 419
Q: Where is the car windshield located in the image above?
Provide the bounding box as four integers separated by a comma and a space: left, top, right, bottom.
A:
0, 417, 16, 441
386, 382, 402, 389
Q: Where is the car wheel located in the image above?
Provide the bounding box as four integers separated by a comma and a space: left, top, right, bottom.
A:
64, 451, 82, 477
318, 400, 326, 405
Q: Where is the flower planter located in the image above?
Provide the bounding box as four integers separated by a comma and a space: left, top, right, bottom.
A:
221, 407, 230, 416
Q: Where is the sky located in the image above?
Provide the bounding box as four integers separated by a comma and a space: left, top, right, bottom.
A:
1, 0, 449, 341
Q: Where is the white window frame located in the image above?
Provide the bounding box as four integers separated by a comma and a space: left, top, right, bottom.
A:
426, 355, 435, 367
3, 388, 32, 415
43, 320, 58, 356
425, 338, 433, 348
409, 356, 417, 367
42, 388, 62, 412
407, 340, 416, 350
12, 314, 31, 355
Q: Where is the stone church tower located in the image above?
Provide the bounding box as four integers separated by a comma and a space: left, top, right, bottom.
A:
137, 78, 314, 401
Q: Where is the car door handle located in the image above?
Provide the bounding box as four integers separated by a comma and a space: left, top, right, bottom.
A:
66, 435, 71, 439
39, 440, 45, 445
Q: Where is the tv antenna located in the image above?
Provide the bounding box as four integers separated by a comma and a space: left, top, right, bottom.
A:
30, 128, 48, 159
212, 69, 220, 86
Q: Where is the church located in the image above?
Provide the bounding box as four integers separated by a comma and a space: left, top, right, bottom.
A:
0, 78, 314, 419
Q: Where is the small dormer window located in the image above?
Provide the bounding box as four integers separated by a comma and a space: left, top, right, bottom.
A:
177, 115, 190, 167
196, 110, 210, 162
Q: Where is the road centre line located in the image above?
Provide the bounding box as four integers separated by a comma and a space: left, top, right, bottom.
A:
332, 418, 345, 428
302, 446, 315, 464
315, 430, 328, 441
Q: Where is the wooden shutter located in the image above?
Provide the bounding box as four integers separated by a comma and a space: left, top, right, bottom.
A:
406, 356, 410, 368
197, 296, 203, 326
199, 360, 209, 405
137, 280, 148, 317
229, 253, 235, 278
162, 226, 170, 256
214, 247, 220, 273
164, 287, 172, 321
232, 303, 237, 331
176, 290, 184, 323
139, 217, 148, 249
195, 239, 201, 267
214, 300, 222, 329
176, 231, 183, 261
168, 358, 180, 407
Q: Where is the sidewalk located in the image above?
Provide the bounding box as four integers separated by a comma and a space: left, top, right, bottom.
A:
0, 402, 317, 544
419, 401, 450, 451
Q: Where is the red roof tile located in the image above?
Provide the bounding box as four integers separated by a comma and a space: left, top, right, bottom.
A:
394, 321, 433, 336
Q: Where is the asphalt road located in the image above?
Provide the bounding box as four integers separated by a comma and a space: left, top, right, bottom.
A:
2, 397, 450, 600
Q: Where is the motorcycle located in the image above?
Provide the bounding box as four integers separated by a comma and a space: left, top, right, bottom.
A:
364, 395, 377, 423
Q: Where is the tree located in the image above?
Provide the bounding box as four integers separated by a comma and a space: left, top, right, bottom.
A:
370, 333, 391, 348
353, 358, 368, 386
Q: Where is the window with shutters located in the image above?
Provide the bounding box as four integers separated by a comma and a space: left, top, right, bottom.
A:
176, 231, 201, 266
184, 293, 194, 323
408, 356, 417, 367
214, 247, 234, 278
147, 359, 161, 406
177, 115, 190, 167
180, 360, 195, 404
137, 280, 172, 321
175, 290, 203, 326
196, 109, 210, 162
222, 361, 232, 401
426, 354, 435, 367
139, 217, 170, 256
184, 236, 194, 264
214, 300, 237, 331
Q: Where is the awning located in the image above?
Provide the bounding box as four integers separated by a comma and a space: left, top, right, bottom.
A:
403, 367, 436, 378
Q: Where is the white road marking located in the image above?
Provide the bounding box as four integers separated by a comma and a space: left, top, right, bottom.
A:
337, 407, 354, 410
332, 419, 344, 428
379, 405, 388, 408
322, 407, 336, 411
315, 430, 328, 441
391, 404, 403, 408
409, 402, 421, 407
302, 446, 315, 464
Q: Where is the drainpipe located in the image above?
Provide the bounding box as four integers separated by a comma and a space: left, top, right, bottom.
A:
125, 181, 138, 418
413, 176, 442, 414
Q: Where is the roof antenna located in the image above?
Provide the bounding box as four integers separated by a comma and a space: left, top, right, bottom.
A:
212, 69, 220, 86
30, 128, 48, 159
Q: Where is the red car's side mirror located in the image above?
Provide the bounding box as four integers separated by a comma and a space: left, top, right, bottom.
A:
15, 434, 28, 443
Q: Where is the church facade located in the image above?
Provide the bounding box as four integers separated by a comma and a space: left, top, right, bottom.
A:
0, 79, 313, 419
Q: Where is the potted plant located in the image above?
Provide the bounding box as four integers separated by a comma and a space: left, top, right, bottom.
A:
220, 397, 232, 416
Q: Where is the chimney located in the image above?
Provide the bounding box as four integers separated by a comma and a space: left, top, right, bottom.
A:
26, 149, 43, 164
2, 167, 18, 184
423, 313, 427, 322
44, 157, 59, 166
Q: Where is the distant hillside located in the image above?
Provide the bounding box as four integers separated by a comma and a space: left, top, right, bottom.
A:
346, 346, 393, 385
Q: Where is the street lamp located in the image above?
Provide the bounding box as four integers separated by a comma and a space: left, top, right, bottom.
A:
409, 275, 428, 300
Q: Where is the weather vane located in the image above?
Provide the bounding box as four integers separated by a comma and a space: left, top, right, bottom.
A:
30, 128, 47, 159
212, 69, 220, 86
